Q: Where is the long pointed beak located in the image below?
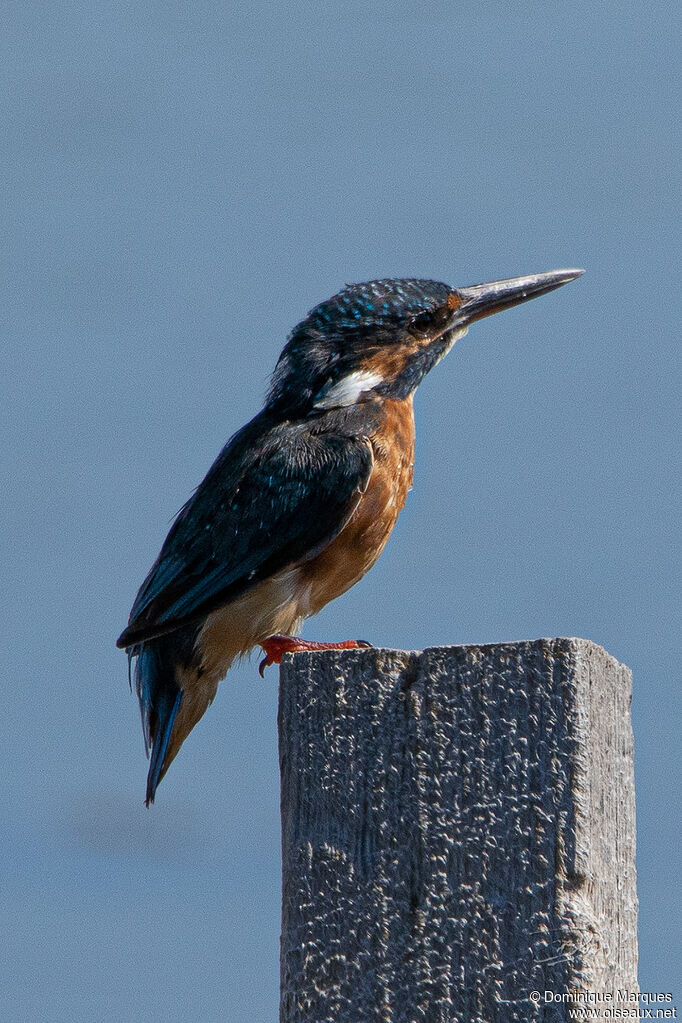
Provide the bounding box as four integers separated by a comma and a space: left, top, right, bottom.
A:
452, 268, 584, 325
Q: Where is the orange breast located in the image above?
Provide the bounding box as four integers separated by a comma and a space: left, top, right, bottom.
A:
301, 396, 416, 616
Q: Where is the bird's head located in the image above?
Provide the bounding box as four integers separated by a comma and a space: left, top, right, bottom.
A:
266, 269, 584, 415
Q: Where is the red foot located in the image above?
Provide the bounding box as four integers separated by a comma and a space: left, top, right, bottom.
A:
258, 634, 372, 676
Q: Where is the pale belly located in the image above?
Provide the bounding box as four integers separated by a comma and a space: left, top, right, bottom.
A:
196, 566, 309, 679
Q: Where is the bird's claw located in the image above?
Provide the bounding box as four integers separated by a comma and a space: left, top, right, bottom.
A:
258, 635, 373, 676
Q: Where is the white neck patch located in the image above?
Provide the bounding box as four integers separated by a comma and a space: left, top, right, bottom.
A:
313, 369, 384, 410
432, 323, 469, 366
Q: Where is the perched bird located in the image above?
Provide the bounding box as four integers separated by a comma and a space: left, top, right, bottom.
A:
118, 268, 583, 804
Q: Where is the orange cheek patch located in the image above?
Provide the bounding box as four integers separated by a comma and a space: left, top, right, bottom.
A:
447, 291, 462, 311
362, 347, 412, 380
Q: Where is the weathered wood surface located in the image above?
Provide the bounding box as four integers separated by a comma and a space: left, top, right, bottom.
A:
278, 638, 637, 1023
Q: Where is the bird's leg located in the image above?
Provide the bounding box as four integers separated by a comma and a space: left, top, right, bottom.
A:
258, 634, 372, 676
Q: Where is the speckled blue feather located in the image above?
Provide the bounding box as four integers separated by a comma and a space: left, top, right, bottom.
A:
307, 279, 451, 333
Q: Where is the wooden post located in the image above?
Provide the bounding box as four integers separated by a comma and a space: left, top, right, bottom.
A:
278, 638, 637, 1022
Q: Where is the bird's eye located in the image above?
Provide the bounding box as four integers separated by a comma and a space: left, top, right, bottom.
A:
409, 309, 437, 338
409, 302, 455, 340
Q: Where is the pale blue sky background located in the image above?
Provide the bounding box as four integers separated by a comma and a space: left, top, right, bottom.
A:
1, 2, 680, 1019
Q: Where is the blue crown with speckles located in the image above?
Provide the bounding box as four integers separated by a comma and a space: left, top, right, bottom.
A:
306, 279, 451, 333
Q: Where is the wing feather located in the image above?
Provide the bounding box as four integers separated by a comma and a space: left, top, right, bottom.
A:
117, 414, 373, 648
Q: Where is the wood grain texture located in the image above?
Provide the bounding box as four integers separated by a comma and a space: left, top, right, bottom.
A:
278, 638, 637, 1023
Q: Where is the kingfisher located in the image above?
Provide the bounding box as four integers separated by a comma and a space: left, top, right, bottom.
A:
117, 267, 583, 804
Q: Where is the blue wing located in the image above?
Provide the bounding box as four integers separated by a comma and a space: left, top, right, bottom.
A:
117, 411, 374, 649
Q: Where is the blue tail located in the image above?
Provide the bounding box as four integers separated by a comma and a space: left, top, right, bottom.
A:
133, 641, 183, 806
